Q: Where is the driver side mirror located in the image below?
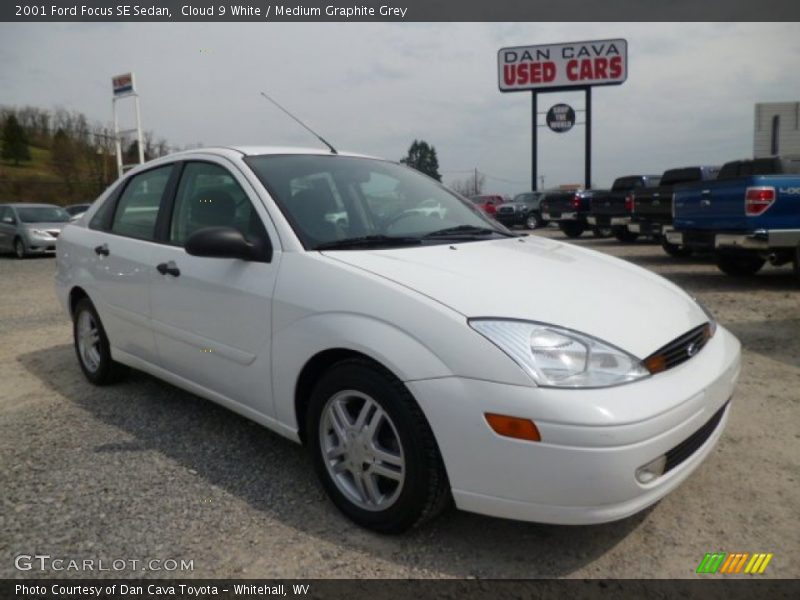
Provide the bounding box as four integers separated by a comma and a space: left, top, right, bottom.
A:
185, 227, 271, 262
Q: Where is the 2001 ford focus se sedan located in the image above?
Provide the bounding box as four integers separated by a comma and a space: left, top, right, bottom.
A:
55, 146, 741, 533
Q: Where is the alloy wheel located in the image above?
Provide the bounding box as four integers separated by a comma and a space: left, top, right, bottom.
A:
319, 390, 405, 511
76, 310, 102, 373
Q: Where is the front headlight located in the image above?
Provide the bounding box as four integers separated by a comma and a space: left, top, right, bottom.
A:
469, 319, 649, 388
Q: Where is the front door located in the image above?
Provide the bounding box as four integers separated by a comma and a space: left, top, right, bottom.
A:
149, 160, 279, 417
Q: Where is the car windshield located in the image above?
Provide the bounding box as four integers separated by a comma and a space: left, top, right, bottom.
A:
245, 155, 508, 249
17, 206, 70, 223
65, 204, 90, 215
513, 193, 535, 203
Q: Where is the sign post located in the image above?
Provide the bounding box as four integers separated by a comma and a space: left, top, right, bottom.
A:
111, 72, 145, 178
498, 38, 628, 191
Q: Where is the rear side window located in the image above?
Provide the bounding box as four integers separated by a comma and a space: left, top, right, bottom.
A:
717, 162, 741, 180
111, 165, 174, 240
661, 168, 702, 186
169, 162, 267, 247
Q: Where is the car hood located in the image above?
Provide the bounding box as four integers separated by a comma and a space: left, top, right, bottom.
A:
323, 236, 706, 358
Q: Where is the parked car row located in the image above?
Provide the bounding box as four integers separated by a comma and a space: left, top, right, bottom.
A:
536, 156, 800, 279
0, 202, 94, 258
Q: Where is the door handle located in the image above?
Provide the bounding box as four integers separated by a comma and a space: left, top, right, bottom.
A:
156, 261, 180, 277
94, 244, 109, 256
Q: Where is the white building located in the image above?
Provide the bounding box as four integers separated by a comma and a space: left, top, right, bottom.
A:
754, 102, 800, 157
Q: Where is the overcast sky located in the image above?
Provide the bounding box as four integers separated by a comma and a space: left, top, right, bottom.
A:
1, 22, 798, 193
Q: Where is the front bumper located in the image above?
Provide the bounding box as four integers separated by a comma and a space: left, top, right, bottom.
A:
23, 234, 58, 254
407, 326, 740, 524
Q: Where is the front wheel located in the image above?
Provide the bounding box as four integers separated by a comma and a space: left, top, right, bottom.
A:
559, 221, 585, 238
592, 226, 613, 238
715, 250, 766, 277
14, 238, 26, 259
613, 227, 639, 243
661, 238, 693, 258
525, 212, 543, 230
72, 297, 127, 385
307, 359, 450, 533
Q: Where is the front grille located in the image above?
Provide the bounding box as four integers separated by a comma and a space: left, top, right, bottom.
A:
664, 401, 728, 473
646, 323, 711, 372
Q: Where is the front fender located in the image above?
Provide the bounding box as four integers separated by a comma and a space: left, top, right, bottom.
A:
271, 312, 451, 430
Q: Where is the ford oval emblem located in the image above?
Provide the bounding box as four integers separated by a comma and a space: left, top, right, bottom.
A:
687, 342, 698, 357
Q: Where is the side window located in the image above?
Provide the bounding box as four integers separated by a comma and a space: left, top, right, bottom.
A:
169, 162, 267, 247
111, 165, 174, 240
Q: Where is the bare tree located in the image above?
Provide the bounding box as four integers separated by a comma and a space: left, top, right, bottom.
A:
450, 171, 485, 197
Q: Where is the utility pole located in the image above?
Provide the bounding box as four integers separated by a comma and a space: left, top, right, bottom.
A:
474, 167, 479, 195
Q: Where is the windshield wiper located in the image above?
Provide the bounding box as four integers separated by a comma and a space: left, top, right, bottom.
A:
315, 235, 423, 250
423, 224, 514, 238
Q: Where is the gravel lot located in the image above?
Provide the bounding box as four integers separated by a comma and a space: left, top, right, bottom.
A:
1, 229, 798, 579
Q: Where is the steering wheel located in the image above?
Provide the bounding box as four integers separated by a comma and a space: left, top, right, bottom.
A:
381, 209, 423, 232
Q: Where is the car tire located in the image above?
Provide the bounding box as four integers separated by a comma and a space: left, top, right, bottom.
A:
14, 237, 27, 259
613, 227, 639, 243
72, 297, 127, 385
525, 213, 542, 230
306, 358, 450, 533
661, 238, 693, 258
559, 222, 585, 238
592, 226, 612, 238
715, 250, 766, 277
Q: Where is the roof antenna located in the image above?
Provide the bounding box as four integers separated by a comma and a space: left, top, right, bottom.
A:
259, 91, 338, 154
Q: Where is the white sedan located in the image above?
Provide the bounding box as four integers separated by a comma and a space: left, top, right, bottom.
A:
55, 146, 741, 533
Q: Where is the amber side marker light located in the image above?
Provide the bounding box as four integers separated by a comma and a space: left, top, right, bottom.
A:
485, 413, 541, 442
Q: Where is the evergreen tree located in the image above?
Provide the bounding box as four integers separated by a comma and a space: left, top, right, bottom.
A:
1, 115, 31, 166
400, 139, 442, 181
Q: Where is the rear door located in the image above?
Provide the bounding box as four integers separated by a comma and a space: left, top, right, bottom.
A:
84, 164, 177, 363
148, 159, 280, 416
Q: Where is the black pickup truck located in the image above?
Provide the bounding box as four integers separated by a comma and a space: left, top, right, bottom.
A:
587, 175, 662, 242
539, 189, 600, 238
629, 166, 720, 257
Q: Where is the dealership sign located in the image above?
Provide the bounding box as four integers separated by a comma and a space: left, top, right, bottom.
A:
498, 39, 627, 92
546, 104, 575, 133
112, 72, 135, 96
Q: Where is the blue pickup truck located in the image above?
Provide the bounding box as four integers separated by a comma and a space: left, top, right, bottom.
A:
665, 156, 800, 277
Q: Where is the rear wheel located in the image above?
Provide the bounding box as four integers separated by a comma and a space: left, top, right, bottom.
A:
559, 221, 585, 238
307, 358, 450, 533
613, 227, 639, 243
715, 250, 766, 277
14, 238, 26, 259
72, 297, 127, 385
661, 238, 693, 258
525, 212, 542, 230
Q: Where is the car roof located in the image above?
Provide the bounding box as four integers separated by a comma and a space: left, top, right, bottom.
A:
166, 145, 377, 159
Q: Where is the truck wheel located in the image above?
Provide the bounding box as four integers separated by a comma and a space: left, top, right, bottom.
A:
661, 238, 693, 258
592, 226, 612, 238
613, 227, 639, 243
559, 222, 585, 238
307, 358, 450, 533
715, 250, 766, 277
525, 213, 542, 230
